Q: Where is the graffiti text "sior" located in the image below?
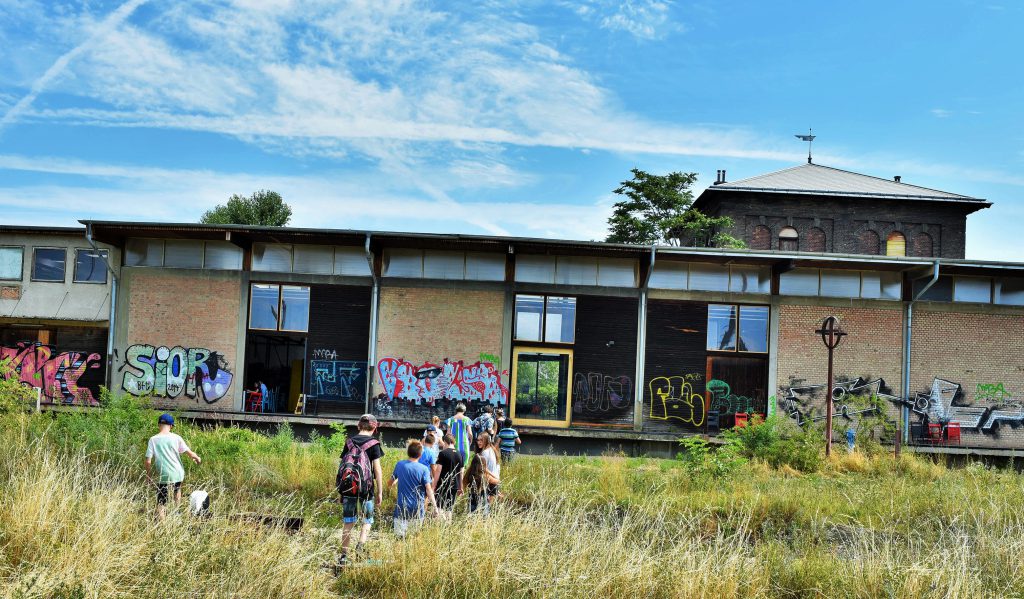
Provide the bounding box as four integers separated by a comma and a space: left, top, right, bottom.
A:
122, 344, 233, 403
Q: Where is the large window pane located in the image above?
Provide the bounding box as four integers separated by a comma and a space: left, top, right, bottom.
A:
707, 304, 737, 351
73, 249, 107, 283
32, 248, 66, 282
204, 242, 243, 270
293, 245, 334, 275
597, 258, 637, 287
555, 256, 598, 285
996, 278, 1024, 306
465, 253, 505, 281
0, 247, 24, 280
738, 306, 769, 353
820, 269, 861, 298
515, 255, 556, 284
253, 243, 293, 272
280, 285, 310, 331
729, 266, 770, 293
649, 261, 688, 290
383, 248, 423, 278
335, 247, 372, 276
913, 275, 953, 301
514, 352, 569, 422
544, 296, 576, 343
249, 284, 280, 330
423, 251, 465, 279
164, 240, 204, 269
514, 295, 544, 341
953, 277, 992, 303
125, 238, 163, 267
689, 263, 730, 291
779, 268, 820, 296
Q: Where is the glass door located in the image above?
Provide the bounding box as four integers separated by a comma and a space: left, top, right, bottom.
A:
510, 347, 573, 428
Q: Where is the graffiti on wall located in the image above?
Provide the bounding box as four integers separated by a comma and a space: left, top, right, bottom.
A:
648, 374, 705, 427
572, 372, 632, 416
310, 360, 367, 402
376, 358, 509, 418
909, 378, 1024, 434
121, 344, 233, 403
707, 379, 767, 415
778, 377, 897, 427
1, 341, 102, 405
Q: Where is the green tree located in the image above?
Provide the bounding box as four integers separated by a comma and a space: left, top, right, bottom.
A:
200, 190, 293, 226
605, 169, 745, 248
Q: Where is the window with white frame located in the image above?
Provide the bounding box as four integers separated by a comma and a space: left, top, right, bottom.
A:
0, 247, 24, 281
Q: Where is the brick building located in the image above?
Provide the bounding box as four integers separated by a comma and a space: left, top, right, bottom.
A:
693, 163, 991, 258
30, 220, 1013, 458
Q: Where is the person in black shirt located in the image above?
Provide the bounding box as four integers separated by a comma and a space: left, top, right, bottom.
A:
339, 414, 384, 567
434, 433, 463, 519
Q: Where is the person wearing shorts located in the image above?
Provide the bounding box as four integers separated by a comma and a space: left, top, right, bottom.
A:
144, 413, 201, 521
388, 439, 438, 537
339, 414, 384, 567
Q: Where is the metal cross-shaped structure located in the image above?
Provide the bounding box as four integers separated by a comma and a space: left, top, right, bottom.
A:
815, 316, 847, 456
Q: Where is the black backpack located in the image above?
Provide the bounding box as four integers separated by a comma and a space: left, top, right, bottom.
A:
336, 437, 379, 497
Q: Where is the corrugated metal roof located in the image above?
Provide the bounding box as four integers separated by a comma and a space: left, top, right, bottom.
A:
699, 163, 989, 204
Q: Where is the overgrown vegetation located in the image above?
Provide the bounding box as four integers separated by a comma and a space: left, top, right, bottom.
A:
3, 382, 1024, 597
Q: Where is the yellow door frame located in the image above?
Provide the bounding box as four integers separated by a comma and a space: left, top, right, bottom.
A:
509, 346, 573, 428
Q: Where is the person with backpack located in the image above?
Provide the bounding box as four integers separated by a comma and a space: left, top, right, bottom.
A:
337, 414, 384, 568
472, 404, 497, 439
434, 433, 463, 519
445, 403, 474, 467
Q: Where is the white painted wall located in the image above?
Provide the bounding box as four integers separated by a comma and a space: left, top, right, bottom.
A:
0, 232, 119, 322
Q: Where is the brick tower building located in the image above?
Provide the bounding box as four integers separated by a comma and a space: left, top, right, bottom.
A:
693, 163, 991, 258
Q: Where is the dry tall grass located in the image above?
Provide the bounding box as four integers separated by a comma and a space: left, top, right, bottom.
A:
3, 399, 1024, 598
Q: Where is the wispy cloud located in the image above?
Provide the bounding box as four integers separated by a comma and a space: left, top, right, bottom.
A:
570, 0, 684, 40
930, 108, 953, 118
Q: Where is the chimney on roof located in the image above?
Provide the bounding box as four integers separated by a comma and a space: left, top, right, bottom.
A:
894, 175, 901, 183
713, 170, 726, 185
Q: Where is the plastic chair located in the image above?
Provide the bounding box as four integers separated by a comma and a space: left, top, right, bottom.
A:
245, 391, 262, 413
945, 422, 961, 445
262, 389, 274, 413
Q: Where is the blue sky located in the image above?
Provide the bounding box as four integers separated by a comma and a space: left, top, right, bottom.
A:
0, 0, 1022, 259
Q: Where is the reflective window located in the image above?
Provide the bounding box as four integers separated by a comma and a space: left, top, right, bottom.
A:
953, 277, 992, 304
253, 243, 293, 272
32, 248, 66, 282
996, 278, 1024, 306
280, 285, 311, 331
861, 271, 902, 300
515, 255, 556, 284
545, 297, 577, 344
423, 251, 465, 280
707, 304, 737, 351
820, 269, 861, 297
0, 247, 24, 280
293, 245, 334, 275
465, 253, 505, 281
555, 256, 598, 286
382, 248, 423, 278
689, 263, 729, 292
738, 306, 769, 353
779, 268, 819, 296
164, 240, 203, 269
203, 242, 243, 270
125, 239, 164, 267
335, 247, 372, 276
514, 295, 544, 341
597, 258, 638, 287
730, 266, 770, 294
73, 249, 107, 283
649, 261, 688, 289
513, 351, 570, 423
913, 275, 953, 301
249, 284, 280, 330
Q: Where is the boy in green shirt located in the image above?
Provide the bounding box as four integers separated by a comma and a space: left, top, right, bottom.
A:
144, 413, 201, 520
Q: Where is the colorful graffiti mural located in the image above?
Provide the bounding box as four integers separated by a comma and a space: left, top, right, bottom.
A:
572, 372, 632, 416
121, 344, 233, 403
310, 360, 367, 402
707, 379, 767, 415
648, 375, 705, 427
375, 357, 508, 418
0, 341, 102, 405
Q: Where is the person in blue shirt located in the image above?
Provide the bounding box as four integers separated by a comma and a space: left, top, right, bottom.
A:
497, 418, 521, 462
388, 439, 438, 537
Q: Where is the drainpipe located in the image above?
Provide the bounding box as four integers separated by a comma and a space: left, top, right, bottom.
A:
633, 245, 656, 431
363, 234, 380, 415
85, 223, 119, 393
900, 258, 940, 451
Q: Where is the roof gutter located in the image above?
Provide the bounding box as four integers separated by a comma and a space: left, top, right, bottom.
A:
900, 258, 941, 448
85, 222, 119, 393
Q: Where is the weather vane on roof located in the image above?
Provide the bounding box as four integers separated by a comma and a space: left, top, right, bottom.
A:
794, 128, 815, 164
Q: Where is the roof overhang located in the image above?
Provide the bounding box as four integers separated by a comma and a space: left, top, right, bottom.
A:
694, 186, 991, 213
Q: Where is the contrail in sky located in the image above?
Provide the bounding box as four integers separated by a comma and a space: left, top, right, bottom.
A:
0, 0, 149, 134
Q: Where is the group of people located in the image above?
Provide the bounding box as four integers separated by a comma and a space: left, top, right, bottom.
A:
141, 402, 522, 568
337, 402, 521, 567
